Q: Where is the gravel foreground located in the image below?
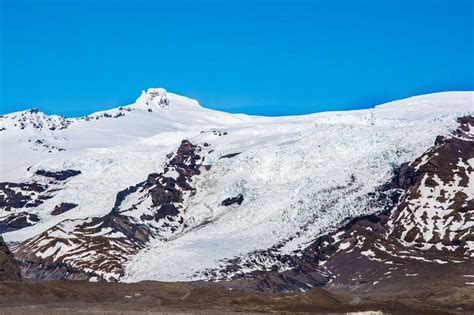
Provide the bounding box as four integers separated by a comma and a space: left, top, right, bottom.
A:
0, 281, 472, 315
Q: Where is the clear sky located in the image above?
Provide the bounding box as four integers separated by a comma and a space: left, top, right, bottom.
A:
1, 0, 473, 117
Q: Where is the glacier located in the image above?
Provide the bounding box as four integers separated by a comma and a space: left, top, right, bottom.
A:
0, 89, 472, 282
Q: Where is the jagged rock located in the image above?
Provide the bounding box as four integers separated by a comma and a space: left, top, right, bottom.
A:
222, 194, 244, 206
51, 203, 78, 216
35, 169, 81, 181
0, 182, 47, 210
0, 171, 76, 232
0, 212, 40, 233
219, 152, 241, 159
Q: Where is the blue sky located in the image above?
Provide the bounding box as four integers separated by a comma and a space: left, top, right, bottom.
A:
1, 0, 473, 117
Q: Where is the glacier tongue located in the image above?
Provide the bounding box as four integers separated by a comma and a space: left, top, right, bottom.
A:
122, 113, 467, 282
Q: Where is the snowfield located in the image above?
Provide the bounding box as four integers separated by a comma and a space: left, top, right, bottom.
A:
1, 89, 472, 282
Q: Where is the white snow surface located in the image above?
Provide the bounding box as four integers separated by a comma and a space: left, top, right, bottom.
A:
0, 89, 473, 282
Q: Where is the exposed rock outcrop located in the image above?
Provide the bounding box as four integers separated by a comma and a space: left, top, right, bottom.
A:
0, 237, 21, 281
51, 203, 78, 216
221, 194, 244, 206
0, 109, 71, 131
34, 169, 81, 181
0, 169, 81, 232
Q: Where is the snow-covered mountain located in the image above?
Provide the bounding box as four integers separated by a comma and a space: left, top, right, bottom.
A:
0, 88, 473, 291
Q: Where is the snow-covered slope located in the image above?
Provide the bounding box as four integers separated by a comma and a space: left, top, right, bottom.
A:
0, 88, 246, 180
0, 89, 473, 287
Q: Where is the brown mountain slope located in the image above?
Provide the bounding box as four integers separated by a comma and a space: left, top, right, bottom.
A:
0, 236, 20, 281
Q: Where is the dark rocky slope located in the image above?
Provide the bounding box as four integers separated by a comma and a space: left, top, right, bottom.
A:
0, 170, 81, 233
0, 237, 20, 281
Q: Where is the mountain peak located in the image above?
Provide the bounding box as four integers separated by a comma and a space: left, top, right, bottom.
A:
134, 88, 170, 111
